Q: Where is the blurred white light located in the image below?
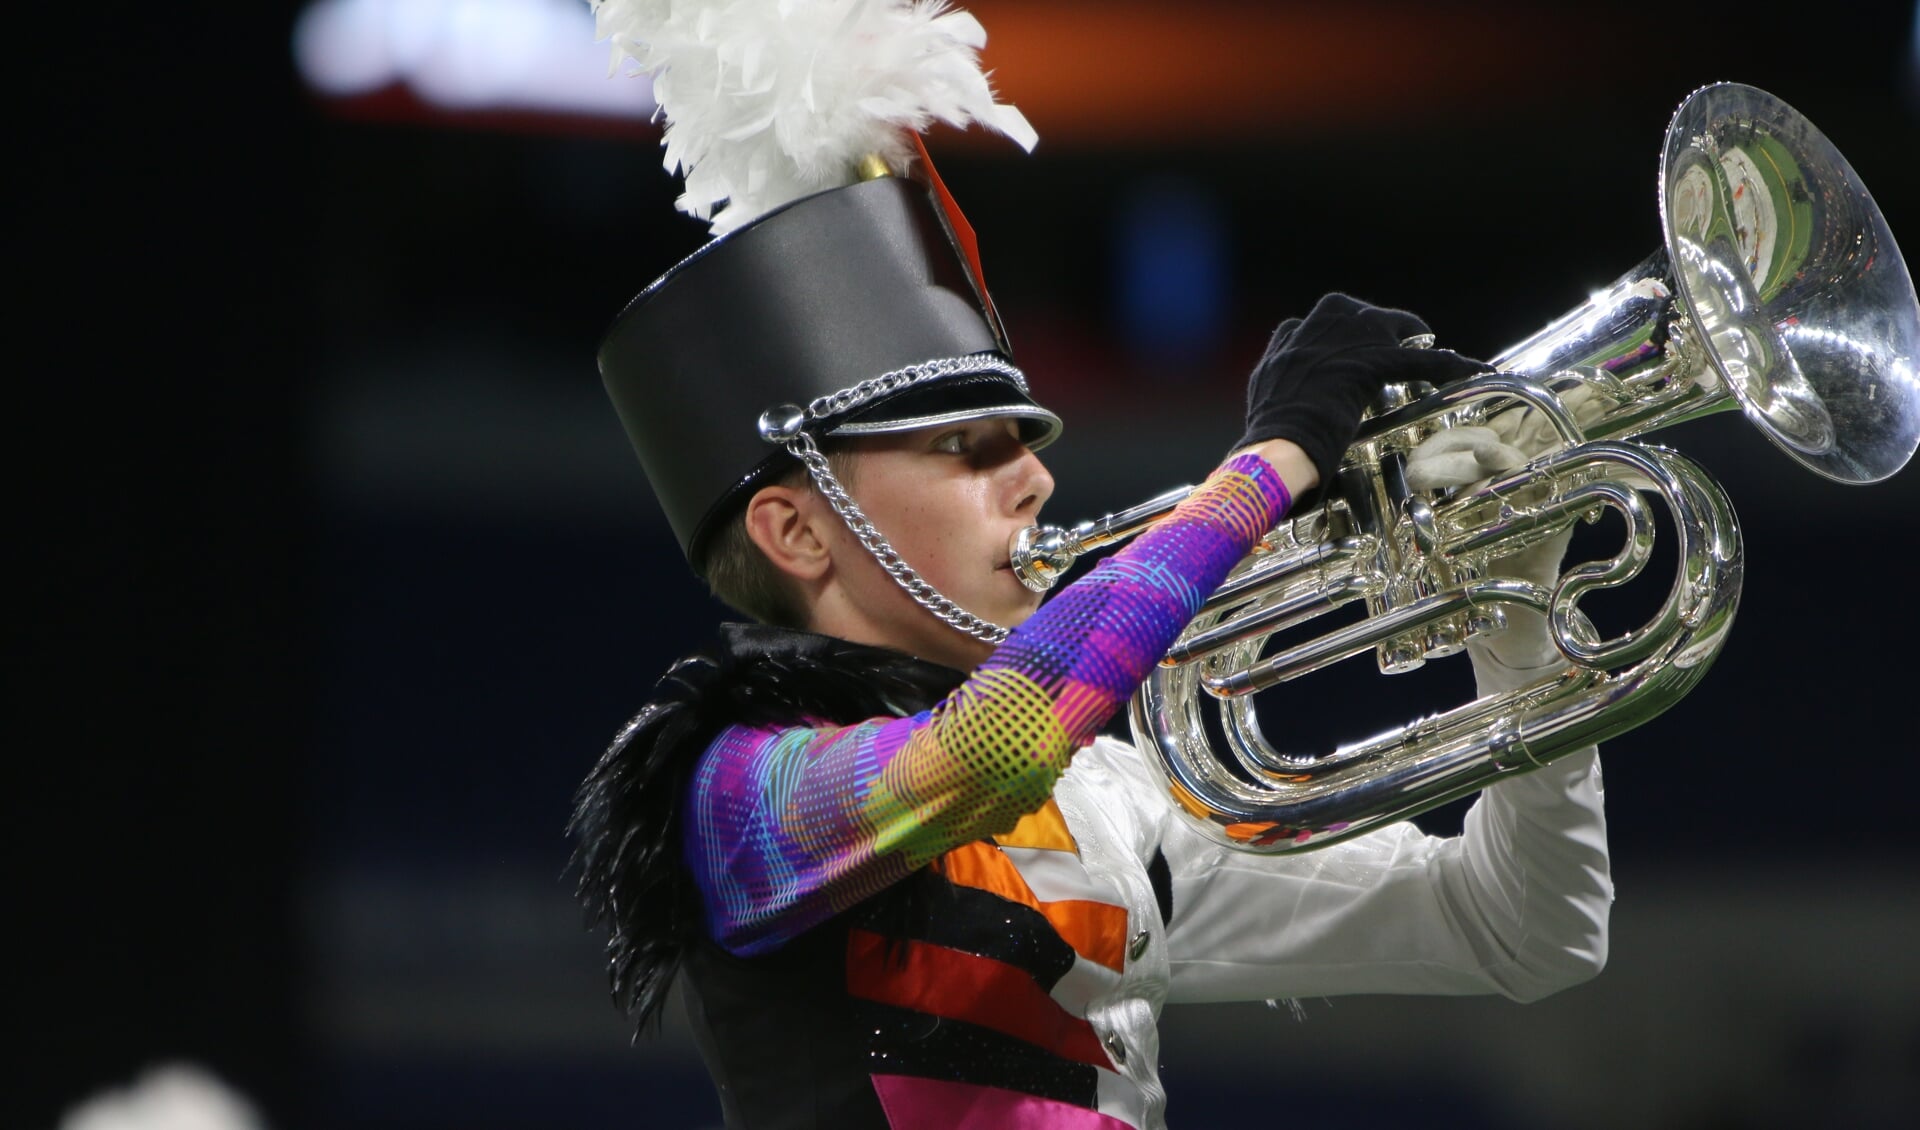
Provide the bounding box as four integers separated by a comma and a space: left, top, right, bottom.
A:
1912, 1, 1919, 111
293, 0, 655, 119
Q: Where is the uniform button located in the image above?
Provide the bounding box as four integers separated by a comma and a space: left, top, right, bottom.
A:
1128, 928, 1150, 961
1104, 1032, 1127, 1065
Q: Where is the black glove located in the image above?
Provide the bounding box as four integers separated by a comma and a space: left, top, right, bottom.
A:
1236, 293, 1489, 496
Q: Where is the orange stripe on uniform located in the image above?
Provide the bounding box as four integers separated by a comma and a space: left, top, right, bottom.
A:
992, 797, 1077, 853
846, 931, 1112, 1070
935, 842, 1129, 972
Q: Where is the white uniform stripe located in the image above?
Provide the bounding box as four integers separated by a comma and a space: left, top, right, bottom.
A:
1000, 843, 1128, 906
1092, 1062, 1151, 1128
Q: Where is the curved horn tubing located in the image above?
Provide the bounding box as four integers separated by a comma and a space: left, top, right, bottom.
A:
1004, 83, 1909, 853
1134, 441, 1742, 854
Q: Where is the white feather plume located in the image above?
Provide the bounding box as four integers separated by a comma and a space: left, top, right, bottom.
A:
591, 0, 1037, 235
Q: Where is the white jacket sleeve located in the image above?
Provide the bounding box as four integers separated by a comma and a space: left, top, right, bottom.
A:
1159, 638, 1613, 1005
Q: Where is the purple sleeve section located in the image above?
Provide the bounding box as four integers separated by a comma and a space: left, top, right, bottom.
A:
687, 453, 1292, 954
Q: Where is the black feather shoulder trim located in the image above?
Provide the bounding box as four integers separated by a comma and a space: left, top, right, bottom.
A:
567, 624, 965, 1033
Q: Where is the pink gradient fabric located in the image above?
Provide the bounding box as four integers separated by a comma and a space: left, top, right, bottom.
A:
870, 1073, 1139, 1129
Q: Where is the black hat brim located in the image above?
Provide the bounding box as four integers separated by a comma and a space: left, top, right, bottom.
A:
829, 372, 1062, 451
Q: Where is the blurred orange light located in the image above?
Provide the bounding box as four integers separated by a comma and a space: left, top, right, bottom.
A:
964, 2, 1571, 144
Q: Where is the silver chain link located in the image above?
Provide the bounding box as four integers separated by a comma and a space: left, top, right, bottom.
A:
802, 354, 1028, 421
786, 430, 1010, 643
761, 354, 1028, 645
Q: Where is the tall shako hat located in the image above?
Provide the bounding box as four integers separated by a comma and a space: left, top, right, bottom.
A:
601, 172, 1059, 571
592, 0, 1050, 621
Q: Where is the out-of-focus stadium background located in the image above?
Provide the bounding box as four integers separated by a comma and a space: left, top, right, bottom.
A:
22, 2, 1920, 1127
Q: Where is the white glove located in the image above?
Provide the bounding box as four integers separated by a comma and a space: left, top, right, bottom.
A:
1469, 523, 1573, 673
1403, 426, 1526, 491
1403, 394, 1596, 675
1484, 382, 1608, 457
1404, 383, 1609, 493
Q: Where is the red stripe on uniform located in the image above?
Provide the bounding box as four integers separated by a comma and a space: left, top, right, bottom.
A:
846, 930, 1111, 1070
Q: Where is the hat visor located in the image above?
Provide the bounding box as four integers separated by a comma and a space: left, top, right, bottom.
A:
825, 375, 1063, 452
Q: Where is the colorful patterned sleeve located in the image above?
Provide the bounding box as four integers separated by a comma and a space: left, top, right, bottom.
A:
686, 452, 1292, 955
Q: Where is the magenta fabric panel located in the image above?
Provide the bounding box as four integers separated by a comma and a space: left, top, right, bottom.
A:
686, 455, 1292, 955
869, 1073, 1139, 1130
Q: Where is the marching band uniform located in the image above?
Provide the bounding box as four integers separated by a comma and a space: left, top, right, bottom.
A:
579, 506, 1605, 1120
585, 620, 1608, 1129
570, 5, 1610, 1126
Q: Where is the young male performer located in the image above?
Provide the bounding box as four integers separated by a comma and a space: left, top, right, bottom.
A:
572, 4, 1610, 1127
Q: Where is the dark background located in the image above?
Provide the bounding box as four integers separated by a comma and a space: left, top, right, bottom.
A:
22, 2, 1920, 1128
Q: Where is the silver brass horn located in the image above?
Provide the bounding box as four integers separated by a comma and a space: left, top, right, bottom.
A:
1008, 83, 1920, 852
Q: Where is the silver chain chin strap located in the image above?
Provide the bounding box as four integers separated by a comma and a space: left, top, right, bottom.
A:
757, 355, 1028, 645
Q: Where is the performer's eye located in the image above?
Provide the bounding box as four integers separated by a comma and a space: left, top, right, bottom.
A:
932, 430, 968, 454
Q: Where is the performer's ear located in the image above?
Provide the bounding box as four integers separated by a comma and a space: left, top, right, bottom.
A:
742, 483, 832, 583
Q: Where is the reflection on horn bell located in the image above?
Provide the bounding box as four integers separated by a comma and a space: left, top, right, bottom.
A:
1008, 83, 1920, 853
